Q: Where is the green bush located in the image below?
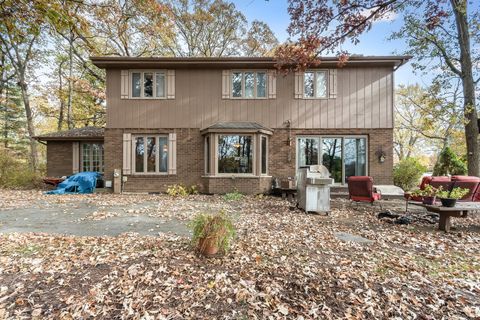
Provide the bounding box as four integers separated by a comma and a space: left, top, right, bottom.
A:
433, 146, 467, 176
223, 189, 243, 201
393, 157, 427, 191
0, 151, 43, 189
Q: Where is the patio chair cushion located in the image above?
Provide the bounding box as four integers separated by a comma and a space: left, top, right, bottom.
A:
347, 176, 381, 203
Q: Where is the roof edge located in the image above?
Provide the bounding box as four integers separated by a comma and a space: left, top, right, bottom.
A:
91, 55, 413, 69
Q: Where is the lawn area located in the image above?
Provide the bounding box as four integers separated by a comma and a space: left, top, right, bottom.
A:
0, 190, 479, 319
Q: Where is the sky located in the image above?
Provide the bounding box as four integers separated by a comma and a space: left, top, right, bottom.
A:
231, 0, 423, 86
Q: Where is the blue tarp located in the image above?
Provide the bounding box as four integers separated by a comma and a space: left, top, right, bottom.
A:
46, 172, 101, 194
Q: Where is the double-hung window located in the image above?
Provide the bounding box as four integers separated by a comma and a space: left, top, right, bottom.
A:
131, 71, 166, 98
232, 71, 267, 98
304, 70, 327, 98
134, 135, 168, 174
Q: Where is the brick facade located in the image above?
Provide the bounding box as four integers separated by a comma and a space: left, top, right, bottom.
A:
104, 127, 393, 194
202, 176, 272, 194
46, 141, 73, 177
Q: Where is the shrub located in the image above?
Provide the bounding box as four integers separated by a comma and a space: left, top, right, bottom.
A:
165, 184, 198, 197
393, 157, 427, 191
433, 146, 467, 176
223, 189, 243, 201
0, 151, 43, 189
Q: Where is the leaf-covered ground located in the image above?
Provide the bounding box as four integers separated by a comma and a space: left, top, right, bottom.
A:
0, 190, 479, 319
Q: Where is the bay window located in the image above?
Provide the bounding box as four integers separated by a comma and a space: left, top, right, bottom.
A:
203, 131, 270, 176
131, 70, 166, 98
297, 136, 367, 184
134, 135, 168, 174
232, 71, 267, 99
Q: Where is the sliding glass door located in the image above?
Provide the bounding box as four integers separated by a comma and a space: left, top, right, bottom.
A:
297, 136, 367, 184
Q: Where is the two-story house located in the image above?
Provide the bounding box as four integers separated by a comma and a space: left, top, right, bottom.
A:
36, 56, 411, 194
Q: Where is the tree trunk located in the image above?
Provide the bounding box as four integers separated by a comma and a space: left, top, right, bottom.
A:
18, 76, 38, 171
67, 30, 74, 130
0, 54, 7, 148
58, 60, 65, 131
451, 0, 479, 176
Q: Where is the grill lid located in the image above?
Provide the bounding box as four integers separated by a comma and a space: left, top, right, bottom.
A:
309, 165, 330, 177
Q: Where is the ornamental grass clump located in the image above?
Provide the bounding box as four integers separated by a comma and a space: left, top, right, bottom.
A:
188, 211, 236, 256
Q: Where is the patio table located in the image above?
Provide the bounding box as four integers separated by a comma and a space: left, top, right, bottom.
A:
408, 201, 480, 232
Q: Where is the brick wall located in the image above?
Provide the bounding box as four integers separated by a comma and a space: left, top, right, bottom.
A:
202, 176, 272, 194
104, 127, 393, 193
46, 141, 73, 177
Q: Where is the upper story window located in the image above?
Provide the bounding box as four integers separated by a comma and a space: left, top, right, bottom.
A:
304, 70, 327, 98
232, 71, 267, 99
131, 71, 166, 99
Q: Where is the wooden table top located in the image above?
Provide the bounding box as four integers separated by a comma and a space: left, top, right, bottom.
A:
409, 201, 480, 212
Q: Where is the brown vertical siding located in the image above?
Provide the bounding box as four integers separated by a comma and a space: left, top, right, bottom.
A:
106, 67, 394, 130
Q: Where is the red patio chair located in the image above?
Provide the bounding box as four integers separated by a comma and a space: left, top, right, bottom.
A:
419, 176, 433, 190
451, 175, 480, 201
347, 176, 382, 204
429, 176, 454, 192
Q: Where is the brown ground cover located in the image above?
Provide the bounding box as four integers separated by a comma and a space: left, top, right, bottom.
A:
0, 190, 479, 319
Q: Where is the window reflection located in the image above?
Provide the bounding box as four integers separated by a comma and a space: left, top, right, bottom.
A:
135, 137, 145, 173
304, 71, 314, 97
316, 71, 327, 98
218, 135, 253, 174
132, 73, 141, 97
298, 138, 318, 167
232, 72, 242, 97
257, 72, 266, 98
245, 72, 254, 98
322, 138, 342, 183
144, 72, 153, 97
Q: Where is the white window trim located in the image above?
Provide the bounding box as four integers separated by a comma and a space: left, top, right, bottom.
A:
216, 133, 257, 176
132, 135, 169, 175
296, 135, 368, 185
204, 135, 211, 175
129, 69, 167, 99
231, 70, 268, 100
260, 135, 268, 175
80, 142, 104, 173
303, 69, 328, 99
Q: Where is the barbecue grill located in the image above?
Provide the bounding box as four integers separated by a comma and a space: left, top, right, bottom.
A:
297, 165, 334, 213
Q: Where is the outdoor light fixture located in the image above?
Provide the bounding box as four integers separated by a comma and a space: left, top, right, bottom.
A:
376, 148, 386, 163
379, 153, 386, 163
